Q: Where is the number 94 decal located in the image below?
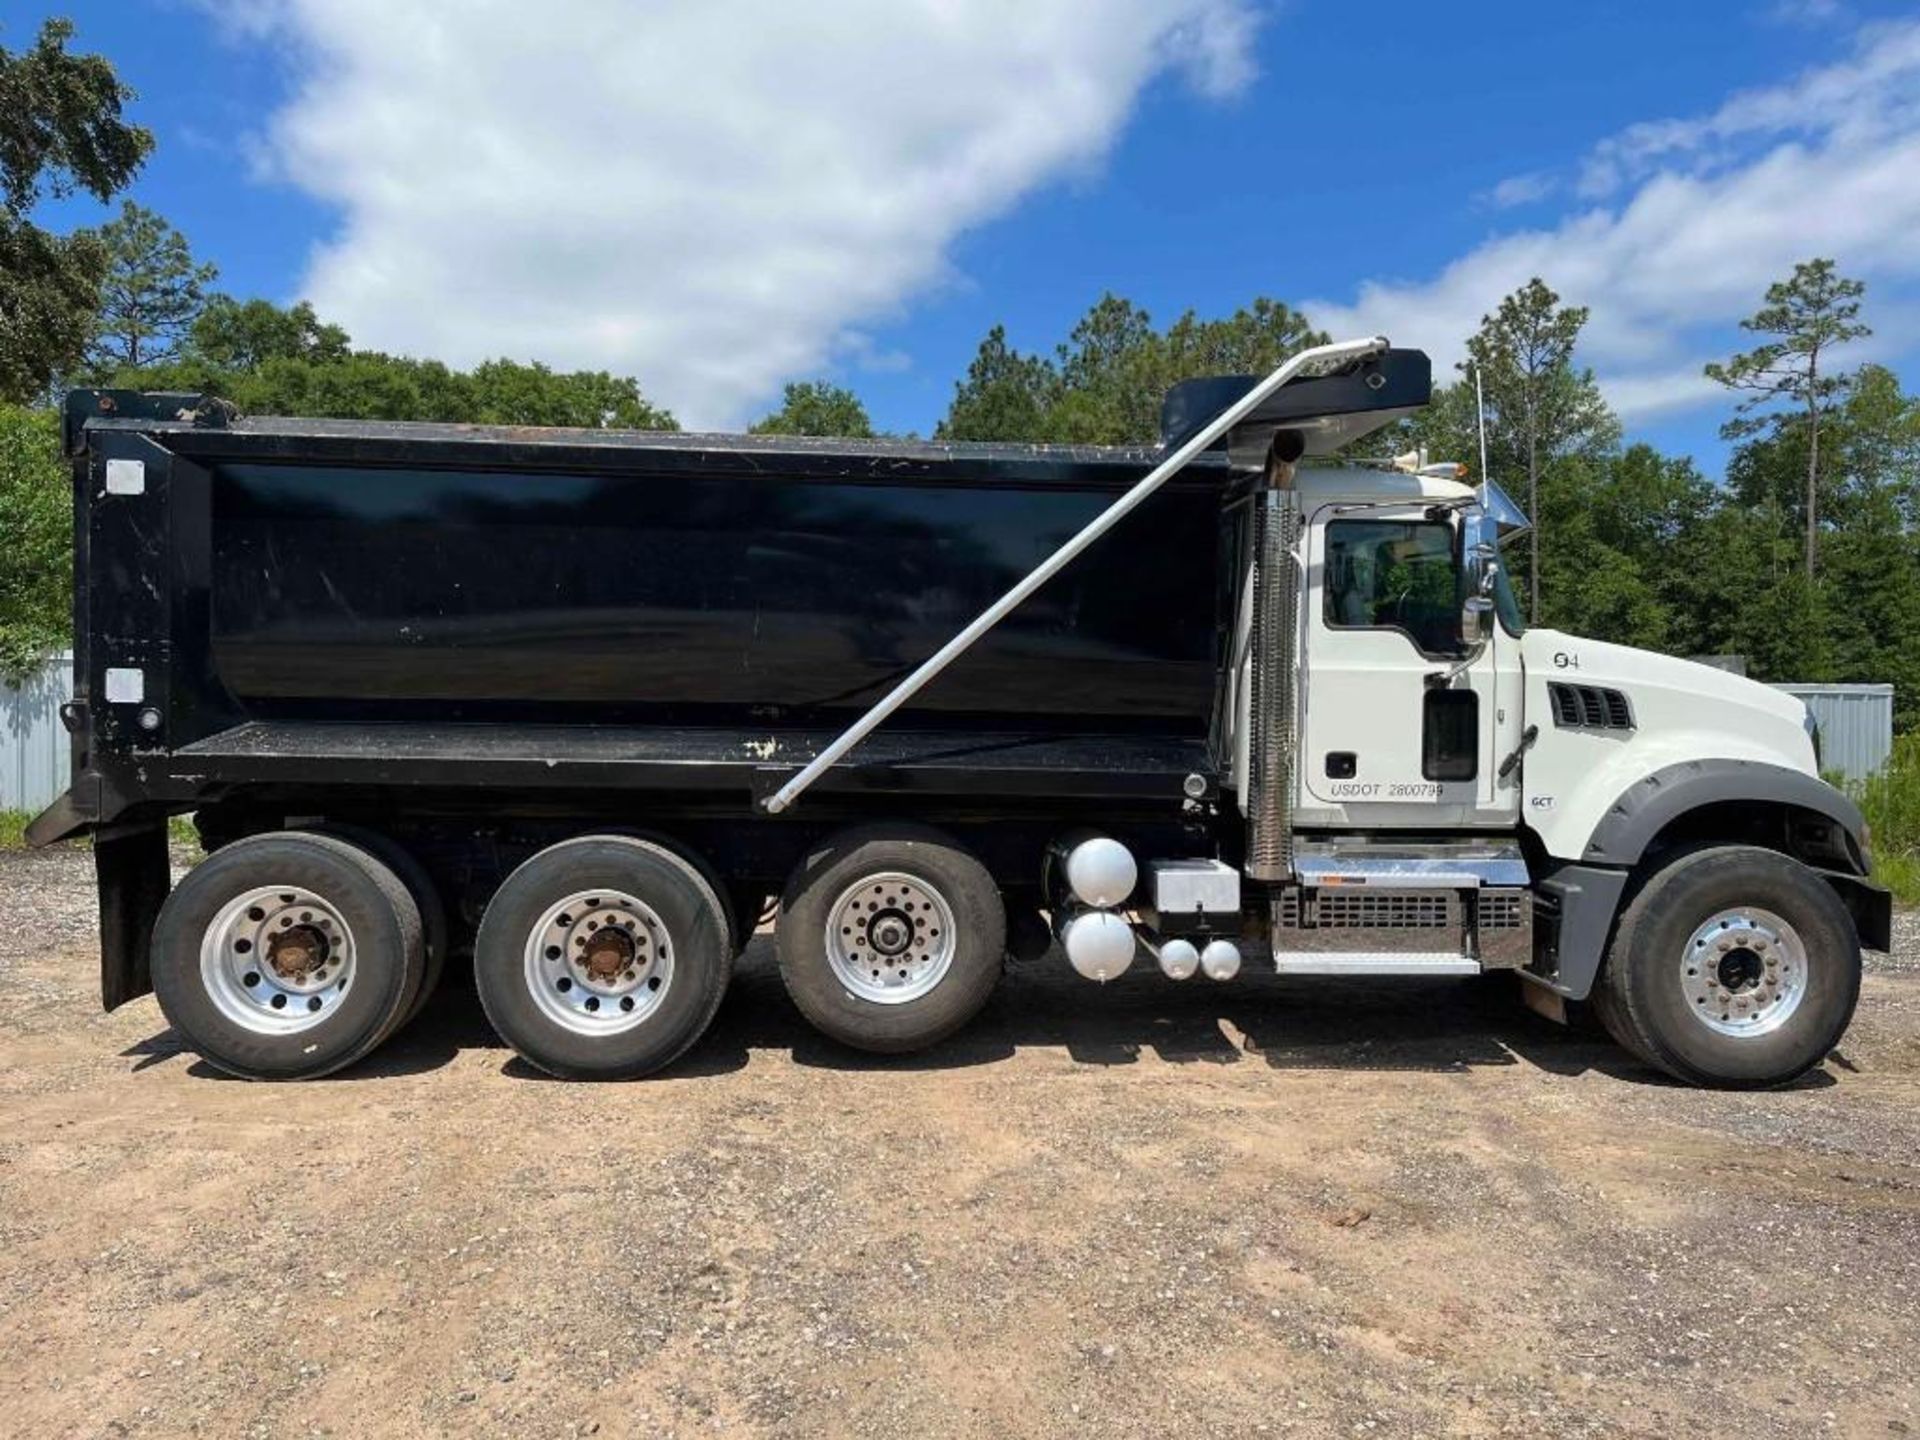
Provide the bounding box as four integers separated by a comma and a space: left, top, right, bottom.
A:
1552, 651, 1581, 670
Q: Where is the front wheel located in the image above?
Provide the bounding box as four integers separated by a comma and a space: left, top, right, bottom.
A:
1593, 845, 1862, 1088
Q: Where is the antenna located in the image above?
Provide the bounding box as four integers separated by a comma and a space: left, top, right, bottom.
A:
1473, 360, 1490, 487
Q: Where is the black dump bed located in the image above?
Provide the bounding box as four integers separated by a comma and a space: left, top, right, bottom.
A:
34, 348, 1429, 841
35, 401, 1235, 839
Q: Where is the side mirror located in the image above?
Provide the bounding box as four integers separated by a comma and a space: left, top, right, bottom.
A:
1465, 540, 1499, 595
1459, 533, 1499, 649
1460, 594, 1495, 647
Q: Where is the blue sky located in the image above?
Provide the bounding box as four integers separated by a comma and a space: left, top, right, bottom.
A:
19, 0, 1920, 474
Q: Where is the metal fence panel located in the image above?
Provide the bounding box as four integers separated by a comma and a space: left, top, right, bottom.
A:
1774, 683, 1894, 783
1, 652, 73, 813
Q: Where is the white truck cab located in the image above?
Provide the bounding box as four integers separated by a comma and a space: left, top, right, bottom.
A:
1048, 342, 1886, 1090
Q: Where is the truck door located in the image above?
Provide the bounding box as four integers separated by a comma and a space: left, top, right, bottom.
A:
1299, 504, 1521, 829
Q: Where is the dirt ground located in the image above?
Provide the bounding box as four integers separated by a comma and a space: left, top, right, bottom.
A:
1, 846, 1917, 1440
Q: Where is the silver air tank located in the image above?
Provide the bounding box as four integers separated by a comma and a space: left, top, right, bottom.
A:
1049, 833, 1138, 909
1060, 909, 1137, 982
1199, 939, 1242, 982
1245, 430, 1304, 882
1155, 937, 1200, 980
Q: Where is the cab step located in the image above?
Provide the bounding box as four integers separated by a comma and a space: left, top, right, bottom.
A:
1274, 842, 1533, 974
1270, 952, 1482, 976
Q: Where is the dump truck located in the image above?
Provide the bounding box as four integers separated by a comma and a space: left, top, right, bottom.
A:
28, 337, 1890, 1086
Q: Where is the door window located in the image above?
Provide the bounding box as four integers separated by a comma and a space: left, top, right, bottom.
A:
1323, 518, 1463, 657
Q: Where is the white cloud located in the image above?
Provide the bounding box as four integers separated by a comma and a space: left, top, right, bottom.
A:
1478, 171, 1557, 210
1766, 0, 1846, 28
210, 0, 1263, 427
1307, 19, 1920, 421
1578, 17, 1920, 197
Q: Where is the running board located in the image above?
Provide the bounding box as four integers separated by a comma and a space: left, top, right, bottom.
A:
1271, 952, 1482, 976
1270, 846, 1534, 974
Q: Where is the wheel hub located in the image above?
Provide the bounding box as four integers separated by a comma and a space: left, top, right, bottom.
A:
868, 911, 914, 956
824, 872, 957, 1006
266, 924, 329, 982
581, 926, 637, 983
1716, 946, 1764, 993
524, 891, 674, 1034
1679, 908, 1809, 1039
199, 885, 357, 1034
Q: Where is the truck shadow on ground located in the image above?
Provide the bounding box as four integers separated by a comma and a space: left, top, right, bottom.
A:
134, 938, 1817, 1088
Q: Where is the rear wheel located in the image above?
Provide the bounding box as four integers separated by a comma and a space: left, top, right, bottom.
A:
1593, 844, 1862, 1088
473, 835, 732, 1079
777, 824, 1005, 1053
150, 832, 423, 1080
307, 824, 448, 1032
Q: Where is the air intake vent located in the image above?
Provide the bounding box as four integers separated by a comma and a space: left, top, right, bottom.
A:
1548, 683, 1634, 732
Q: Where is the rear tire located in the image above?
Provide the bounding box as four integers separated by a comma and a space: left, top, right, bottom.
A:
1593, 845, 1861, 1088
776, 824, 1005, 1054
151, 832, 423, 1080
308, 824, 448, 1032
473, 835, 732, 1080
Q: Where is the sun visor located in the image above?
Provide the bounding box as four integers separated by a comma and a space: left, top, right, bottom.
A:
1159, 348, 1432, 466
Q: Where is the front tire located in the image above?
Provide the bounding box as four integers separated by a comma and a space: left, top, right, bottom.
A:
473, 836, 732, 1080
776, 824, 1005, 1054
1593, 845, 1862, 1088
150, 832, 423, 1080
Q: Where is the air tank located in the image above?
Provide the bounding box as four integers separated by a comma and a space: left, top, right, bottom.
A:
1155, 937, 1200, 980
1060, 909, 1137, 983
1199, 938, 1243, 981
1050, 833, 1138, 909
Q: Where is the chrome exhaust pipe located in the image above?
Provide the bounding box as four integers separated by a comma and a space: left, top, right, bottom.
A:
1245, 436, 1302, 882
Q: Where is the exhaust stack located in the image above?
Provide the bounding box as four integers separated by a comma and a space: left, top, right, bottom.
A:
1245, 433, 1304, 882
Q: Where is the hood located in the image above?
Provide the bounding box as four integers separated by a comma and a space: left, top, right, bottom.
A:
1521, 630, 1816, 776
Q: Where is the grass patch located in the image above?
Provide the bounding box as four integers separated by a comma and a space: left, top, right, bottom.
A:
1851, 732, 1920, 904
1868, 850, 1920, 906
0, 810, 198, 853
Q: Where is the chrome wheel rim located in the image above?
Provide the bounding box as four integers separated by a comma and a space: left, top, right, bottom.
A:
200, 885, 357, 1035
824, 871, 956, 1005
523, 889, 674, 1036
1679, 906, 1809, 1038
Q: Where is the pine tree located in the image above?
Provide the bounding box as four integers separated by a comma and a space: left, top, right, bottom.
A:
86, 201, 216, 371
1705, 259, 1869, 579
1463, 279, 1618, 620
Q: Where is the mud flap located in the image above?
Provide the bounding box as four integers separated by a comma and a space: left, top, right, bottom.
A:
1821, 870, 1893, 953
97, 823, 171, 1011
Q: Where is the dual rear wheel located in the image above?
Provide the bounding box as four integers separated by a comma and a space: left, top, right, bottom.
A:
152, 831, 430, 1080
152, 824, 1006, 1081
473, 825, 1005, 1077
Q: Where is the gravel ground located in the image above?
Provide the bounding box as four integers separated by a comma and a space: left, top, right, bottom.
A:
1, 845, 1917, 1439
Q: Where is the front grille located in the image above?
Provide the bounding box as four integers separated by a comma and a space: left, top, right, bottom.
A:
1548, 682, 1634, 732
1314, 890, 1454, 930
1479, 890, 1528, 930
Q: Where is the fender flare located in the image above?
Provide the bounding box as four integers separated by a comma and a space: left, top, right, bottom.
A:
1578, 758, 1868, 870
1524, 760, 1880, 1000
